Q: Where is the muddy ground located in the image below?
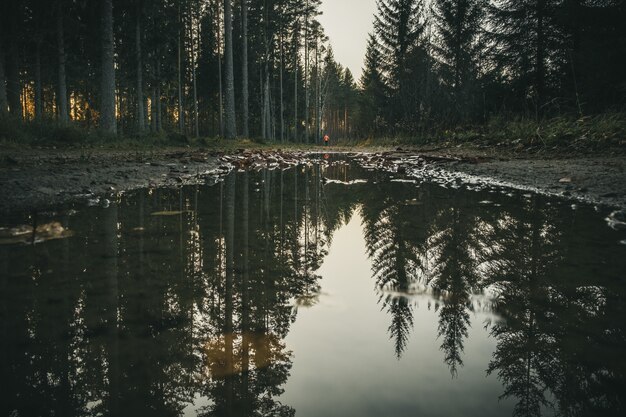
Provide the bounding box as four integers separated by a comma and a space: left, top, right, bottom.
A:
1, 146, 625, 218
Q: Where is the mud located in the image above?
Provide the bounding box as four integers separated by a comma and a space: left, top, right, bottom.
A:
1, 147, 625, 218
352, 151, 626, 209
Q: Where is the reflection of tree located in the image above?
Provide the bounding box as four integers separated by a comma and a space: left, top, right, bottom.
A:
426, 195, 485, 376
3, 160, 625, 417
362, 183, 426, 359
486, 199, 563, 417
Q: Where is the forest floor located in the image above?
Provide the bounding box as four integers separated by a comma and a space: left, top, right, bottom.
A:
1, 141, 625, 216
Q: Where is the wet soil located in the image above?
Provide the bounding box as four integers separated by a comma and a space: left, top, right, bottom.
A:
1, 146, 625, 216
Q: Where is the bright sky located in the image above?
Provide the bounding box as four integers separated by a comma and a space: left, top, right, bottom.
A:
318, 0, 378, 81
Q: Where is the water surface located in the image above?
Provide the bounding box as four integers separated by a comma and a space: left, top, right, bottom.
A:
1, 156, 625, 417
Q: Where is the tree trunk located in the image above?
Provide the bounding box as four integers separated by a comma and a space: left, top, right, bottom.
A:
293, 22, 299, 142
241, 0, 249, 137
304, 2, 309, 143
156, 57, 162, 132
315, 36, 321, 142
223, 0, 237, 138
136, 3, 145, 132
216, 0, 224, 137
536, 0, 546, 114
191, 2, 199, 138
279, 29, 284, 143
177, 2, 184, 133
34, 42, 43, 120
6, 34, 21, 118
56, 3, 68, 123
0, 45, 7, 114
100, 0, 117, 134
151, 87, 157, 132
264, 67, 271, 139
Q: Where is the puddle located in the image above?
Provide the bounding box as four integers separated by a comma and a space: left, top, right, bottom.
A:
1, 155, 624, 417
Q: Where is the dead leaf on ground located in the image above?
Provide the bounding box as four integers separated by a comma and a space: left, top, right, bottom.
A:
0, 222, 73, 245
150, 210, 191, 216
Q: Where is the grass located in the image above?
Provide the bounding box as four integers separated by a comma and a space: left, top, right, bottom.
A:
1, 112, 624, 154
341, 113, 626, 152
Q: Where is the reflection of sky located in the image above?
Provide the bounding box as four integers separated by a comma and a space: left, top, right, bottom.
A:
282, 210, 514, 417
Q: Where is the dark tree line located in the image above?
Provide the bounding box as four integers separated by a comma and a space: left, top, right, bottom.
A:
0, 0, 356, 143
358, 0, 626, 138
1, 1, 624, 142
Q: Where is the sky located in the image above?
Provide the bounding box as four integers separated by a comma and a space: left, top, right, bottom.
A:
318, 0, 378, 81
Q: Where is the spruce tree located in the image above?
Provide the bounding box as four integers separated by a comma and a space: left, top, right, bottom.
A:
374, 0, 427, 126
100, 0, 117, 134
359, 34, 388, 135
432, 0, 485, 120
224, 0, 237, 138
487, 0, 563, 114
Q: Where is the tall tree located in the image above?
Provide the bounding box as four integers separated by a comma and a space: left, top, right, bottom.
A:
241, 0, 249, 137
359, 34, 388, 135
4, 1, 22, 118
487, 0, 562, 115
56, 0, 68, 122
223, 0, 237, 138
374, 0, 427, 126
100, 0, 117, 134
0, 43, 7, 114
432, 0, 485, 121
135, 0, 145, 132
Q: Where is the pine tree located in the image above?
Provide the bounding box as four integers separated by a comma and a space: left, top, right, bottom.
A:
56, 0, 68, 123
487, 0, 563, 114
224, 0, 237, 138
432, 0, 485, 120
241, 0, 249, 137
374, 0, 428, 126
0, 44, 7, 114
359, 34, 388, 135
100, 0, 117, 134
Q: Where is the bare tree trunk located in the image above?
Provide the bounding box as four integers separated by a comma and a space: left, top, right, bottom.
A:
216, 0, 224, 137
100, 0, 117, 134
315, 36, 321, 142
279, 29, 284, 143
241, 0, 249, 137
535, 0, 546, 115
5, 3, 21, 119
0, 45, 7, 114
177, 2, 184, 133
136, 2, 145, 132
304, 1, 309, 143
151, 87, 157, 132
293, 21, 299, 142
191, 2, 199, 138
156, 57, 162, 132
223, 0, 237, 138
34, 42, 43, 120
264, 68, 271, 139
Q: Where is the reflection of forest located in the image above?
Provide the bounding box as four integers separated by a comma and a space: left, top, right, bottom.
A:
1, 159, 624, 417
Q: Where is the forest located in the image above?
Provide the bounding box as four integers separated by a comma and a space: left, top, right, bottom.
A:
0, 0, 624, 145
